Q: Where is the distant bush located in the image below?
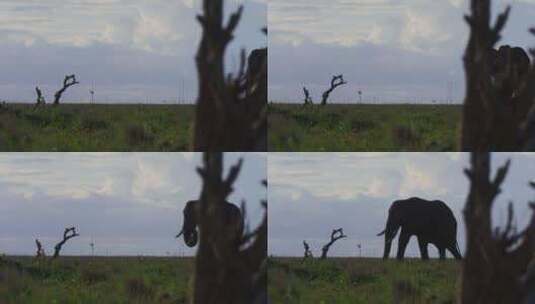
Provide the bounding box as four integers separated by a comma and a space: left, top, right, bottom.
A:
126, 124, 155, 147
392, 125, 421, 147
392, 279, 420, 304
125, 277, 156, 301
80, 116, 108, 131
81, 267, 109, 285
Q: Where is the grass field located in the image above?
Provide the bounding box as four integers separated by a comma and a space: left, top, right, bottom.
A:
268, 103, 462, 151
0, 103, 195, 151
268, 257, 460, 304
0, 256, 194, 304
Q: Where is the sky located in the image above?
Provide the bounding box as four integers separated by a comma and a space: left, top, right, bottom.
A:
269, 153, 535, 258
0, 0, 267, 103
269, 0, 535, 103
0, 152, 267, 256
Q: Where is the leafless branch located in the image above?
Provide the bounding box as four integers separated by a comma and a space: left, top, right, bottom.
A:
52, 227, 79, 259
321, 75, 347, 106
53, 75, 79, 105
320, 228, 347, 259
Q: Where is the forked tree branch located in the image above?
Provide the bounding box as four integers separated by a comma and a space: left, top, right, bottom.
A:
52, 227, 79, 259
53, 75, 79, 105
321, 75, 347, 105
320, 228, 347, 259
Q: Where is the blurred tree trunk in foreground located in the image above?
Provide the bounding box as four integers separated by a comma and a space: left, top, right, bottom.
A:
193, 152, 267, 304
193, 0, 267, 151
460, 152, 535, 303
461, 0, 535, 151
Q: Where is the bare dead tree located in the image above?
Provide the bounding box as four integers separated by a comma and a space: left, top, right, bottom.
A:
35, 239, 45, 258
321, 75, 347, 106
303, 87, 313, 105
35, 87, 45, 107
193, 152, 267, 304
320, 228, 347, 259
193, 0, 267, 151
460, 0, 535, 151
460, 152, 535, 303
52, 227, 79, 259
53, 75, 79, 105
302, 240, 313, 261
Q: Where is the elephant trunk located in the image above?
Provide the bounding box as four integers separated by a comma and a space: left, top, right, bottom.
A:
184, 230, 198, 247
380, 217, 400, 259
177, 218, 199, 248
179, 200, 199, 248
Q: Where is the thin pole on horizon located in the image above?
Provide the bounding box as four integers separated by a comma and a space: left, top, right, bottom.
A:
182, 79, 185, 104
90, 237, 95, 257
90, 82, 95, 104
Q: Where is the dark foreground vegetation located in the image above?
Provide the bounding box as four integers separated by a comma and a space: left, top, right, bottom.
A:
0, 103, 195, 151
268, 257, 459, 304
268, 103, 461, 152
0, 255, 194, 303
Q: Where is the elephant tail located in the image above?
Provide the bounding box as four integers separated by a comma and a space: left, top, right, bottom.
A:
377, 229, 386, 236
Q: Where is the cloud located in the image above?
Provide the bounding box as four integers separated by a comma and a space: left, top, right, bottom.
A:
0, 0, 266, 102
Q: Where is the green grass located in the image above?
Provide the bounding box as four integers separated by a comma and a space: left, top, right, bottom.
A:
0, 103, 195, 151
268, 103, 462, 151
0, 256, 193, 304
268, 257, 460, 304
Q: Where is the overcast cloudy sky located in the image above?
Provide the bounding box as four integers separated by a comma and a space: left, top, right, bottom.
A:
0, 152, 266, 256
269, 0, 535, 103
269, 153, 535, 258
0, 0, 266, 103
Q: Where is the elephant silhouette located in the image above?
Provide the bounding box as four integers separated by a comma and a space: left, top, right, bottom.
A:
176, 200, 244, 248
378, 197, 462, 260
488, 45, 531, 100
246, 47, 267, 151
247, 48, 267, 82
246, 47, 267, 99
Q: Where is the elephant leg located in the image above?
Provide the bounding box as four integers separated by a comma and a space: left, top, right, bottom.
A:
396, 230, 410, 260
438, 247, 446, 260
417, 237, 429, 260
448, 244, 462, 260
383, 239, 393, 259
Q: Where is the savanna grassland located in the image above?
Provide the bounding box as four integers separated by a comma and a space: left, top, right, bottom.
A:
268, 257, 460, 304
0, 256, 194, 304
0, 104, 195, 151
268, 104, 462, 152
